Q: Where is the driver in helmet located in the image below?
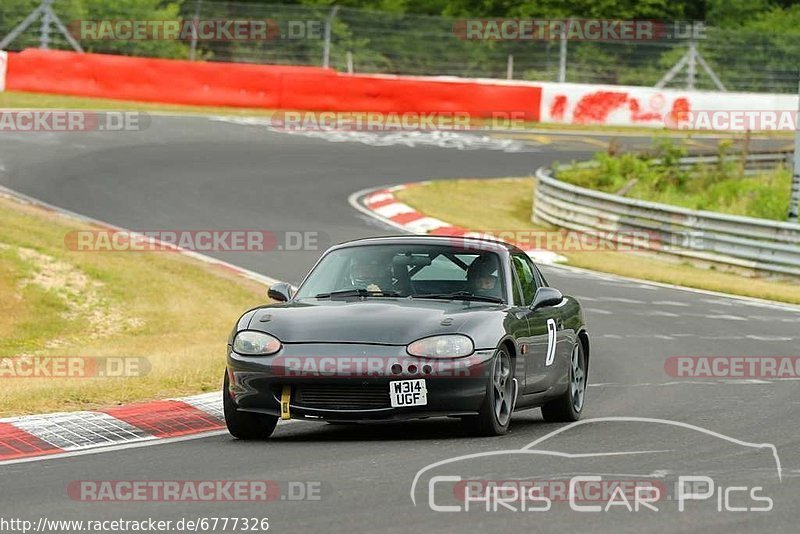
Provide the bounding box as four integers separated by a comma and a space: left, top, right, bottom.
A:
349, 255, 391, 292
467, 255, 501, 299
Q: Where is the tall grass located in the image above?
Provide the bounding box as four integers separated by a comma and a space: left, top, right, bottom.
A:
557, 139, 792, 221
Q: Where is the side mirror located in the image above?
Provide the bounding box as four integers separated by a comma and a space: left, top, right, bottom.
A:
531, 287, 563, 310
267, 282, 293, 303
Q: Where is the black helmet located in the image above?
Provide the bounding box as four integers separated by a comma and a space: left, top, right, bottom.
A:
349, 254, 389, 288
467, 255, 498, 283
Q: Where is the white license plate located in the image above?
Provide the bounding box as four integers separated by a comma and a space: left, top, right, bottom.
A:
389, 379, 428, 408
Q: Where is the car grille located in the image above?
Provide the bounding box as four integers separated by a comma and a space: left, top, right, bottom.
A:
294, 384, 390, 410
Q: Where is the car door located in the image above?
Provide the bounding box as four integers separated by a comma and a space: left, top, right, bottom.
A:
511, 253, 568, 394
505, 263, 533, 394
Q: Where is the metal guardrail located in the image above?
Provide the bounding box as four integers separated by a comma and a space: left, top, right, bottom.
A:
566, 151, 794, 176
670, 151, 793, 176
533, 152, 800, 277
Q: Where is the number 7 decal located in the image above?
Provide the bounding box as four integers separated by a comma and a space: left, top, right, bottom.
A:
545, 318, 557, 366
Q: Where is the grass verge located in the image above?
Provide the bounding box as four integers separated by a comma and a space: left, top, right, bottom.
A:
556, 141, 793, 221
394, 178, 800, 305
0, 193, 267, 416
0, 90, 282, 117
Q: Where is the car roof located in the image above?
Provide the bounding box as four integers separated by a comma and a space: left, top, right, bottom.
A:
327, 235, 523, 256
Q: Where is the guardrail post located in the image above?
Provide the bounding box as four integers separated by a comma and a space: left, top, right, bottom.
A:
558, 20, 568, 83
322, 6, 339, 69
38, 0, 52, 49
686, 39, 697, 90
790, 142, 800, 222
188, 0, 202, 61
656, 23, 726, 91
790, 80, 800, 222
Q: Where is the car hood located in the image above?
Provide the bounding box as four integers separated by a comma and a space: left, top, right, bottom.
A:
246, 298, 505, 345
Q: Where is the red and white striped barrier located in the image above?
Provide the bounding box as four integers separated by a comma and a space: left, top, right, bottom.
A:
538, 81, 799, 130
359, 184, 566, 264
5, 48, 799, 131
5, 49, 540, 121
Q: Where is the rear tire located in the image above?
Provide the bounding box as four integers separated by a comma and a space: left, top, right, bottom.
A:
541, 341, 587, 423
463, 348, 515, 436
223, 371, 278, 439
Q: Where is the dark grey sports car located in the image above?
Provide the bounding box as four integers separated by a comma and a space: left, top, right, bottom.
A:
224, 235, 590, 438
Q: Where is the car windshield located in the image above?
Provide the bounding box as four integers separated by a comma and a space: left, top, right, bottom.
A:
294, 244, 506, 302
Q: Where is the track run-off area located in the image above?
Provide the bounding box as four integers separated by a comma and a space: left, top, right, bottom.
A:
0, 115, 798, 533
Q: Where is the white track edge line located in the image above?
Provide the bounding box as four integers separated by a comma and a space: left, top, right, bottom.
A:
0, 420, 305, 467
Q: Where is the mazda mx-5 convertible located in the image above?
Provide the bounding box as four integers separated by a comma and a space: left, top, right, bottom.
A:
224, 236, 590, 438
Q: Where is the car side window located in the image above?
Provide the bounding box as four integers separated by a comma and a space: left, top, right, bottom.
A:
510, 264, 524, 306
533, 264, 548, 288
511, 254, 536, 305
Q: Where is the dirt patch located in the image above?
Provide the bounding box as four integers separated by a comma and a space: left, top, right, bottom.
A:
15, 246, 143, 343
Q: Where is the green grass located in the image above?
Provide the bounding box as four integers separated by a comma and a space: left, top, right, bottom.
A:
0, 193, 268, 416
556, 143, 793, 221
0, 90, 283, 116
394, 178, 800, 305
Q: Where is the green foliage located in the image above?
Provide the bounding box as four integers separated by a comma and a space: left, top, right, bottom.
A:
2, 0, 799, 91
1, 0, 188, 58
81, 0, 188, 58
558, 139, 793, 221
650, 137, 689, 191
558, 151, 651, 192
706, 0, 774, 28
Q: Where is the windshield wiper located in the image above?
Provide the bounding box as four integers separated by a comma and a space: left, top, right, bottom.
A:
315, 288, 402, 298
409, 291, 503, 304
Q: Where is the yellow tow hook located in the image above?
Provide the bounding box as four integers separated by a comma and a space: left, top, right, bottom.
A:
280, 386, 291, 420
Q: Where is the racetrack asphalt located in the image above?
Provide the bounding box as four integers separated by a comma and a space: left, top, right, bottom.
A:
0, 116, 797, 533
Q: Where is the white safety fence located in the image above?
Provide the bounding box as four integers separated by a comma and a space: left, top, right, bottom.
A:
536, 81, 799, 130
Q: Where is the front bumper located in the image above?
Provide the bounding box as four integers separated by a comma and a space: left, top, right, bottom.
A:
226, 344, 495, 422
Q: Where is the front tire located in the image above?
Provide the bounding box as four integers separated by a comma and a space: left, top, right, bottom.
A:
541, 341, 587, 422
223, 371, 278, 439
463, 348, 515, 436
